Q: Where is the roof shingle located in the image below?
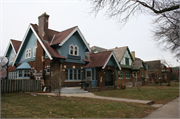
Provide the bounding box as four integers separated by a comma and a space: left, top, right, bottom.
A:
11, 39, 22, 53
84, 51, 112, 68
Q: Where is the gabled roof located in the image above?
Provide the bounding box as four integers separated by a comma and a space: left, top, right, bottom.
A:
16, 62, 31, 70
132, 58, 145, 70
50, 26, 77, 45
4, 39, 22, 57
144, 60, 161, 71
31, 24, 90, 58
11, 40, 22, 53
84, 51, 121, 70
109, 46, 128, 62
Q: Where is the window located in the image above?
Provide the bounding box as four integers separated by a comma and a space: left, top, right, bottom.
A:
25, 48, 31, 59
65, 69, 68, 79
69, 44, 79, 56
10, 53, 14, 62
19, 70, 22, 77
70, 69, 73, 80
74, 69, 77, 80
146, 73, 149, 78
24, 70, 30, 77
142, 71, 144, 77
125, 58, 129, 65
78, 70, 81, 80
126, 71, 130, 79
118, 71, 123, 79
70, 45, 73, 55
46, 67, 50, 74
65, 68, 81, 80
28, 48, 31, 58
33, 46, 37, 57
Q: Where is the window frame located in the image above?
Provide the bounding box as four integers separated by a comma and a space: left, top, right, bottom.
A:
118, 71, 123, 79
125, 71, 130, 79
33, 46, 37, 57
25, 48, 31, 59
65, 68, 82, 81
69, 44, 79, 56
10, 53, 14, 62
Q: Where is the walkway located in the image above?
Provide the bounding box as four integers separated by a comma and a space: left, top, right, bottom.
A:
36, 92, 153, 105
143, 97, 180, 119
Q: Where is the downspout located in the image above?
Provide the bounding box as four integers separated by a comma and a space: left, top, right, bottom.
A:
116, 69, 118, 88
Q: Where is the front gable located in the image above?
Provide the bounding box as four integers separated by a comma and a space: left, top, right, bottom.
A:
56, 31, 90, 64
5, 44, 16, 65
120, 47, 134, 66
14, 28, 37, 65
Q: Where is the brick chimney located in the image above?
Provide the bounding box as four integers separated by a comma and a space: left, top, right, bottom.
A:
38, 12, 49, 42
131, 51, 135, 61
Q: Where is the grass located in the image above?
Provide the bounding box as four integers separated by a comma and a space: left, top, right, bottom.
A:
1, 92, 156, 118
93, 82, 179, 104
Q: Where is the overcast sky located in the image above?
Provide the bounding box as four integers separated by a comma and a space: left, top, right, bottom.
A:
0, 0, 179, 66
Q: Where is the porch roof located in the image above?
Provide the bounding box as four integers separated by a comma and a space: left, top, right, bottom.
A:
16, 62, 31, 70
84, 51, 121, 70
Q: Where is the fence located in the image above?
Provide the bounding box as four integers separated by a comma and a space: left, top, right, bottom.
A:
1, 79, 41, 93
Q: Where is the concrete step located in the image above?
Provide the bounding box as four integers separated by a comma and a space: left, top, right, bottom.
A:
52, 87, 88, 94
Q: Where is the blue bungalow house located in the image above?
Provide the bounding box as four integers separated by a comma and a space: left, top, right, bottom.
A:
4, 13, 121, 91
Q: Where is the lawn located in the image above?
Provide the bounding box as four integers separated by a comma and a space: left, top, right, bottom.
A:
93, 82, 179, 104
1, 92, 156, 118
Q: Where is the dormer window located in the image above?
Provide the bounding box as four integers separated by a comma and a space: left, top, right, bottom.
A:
25, 48, 31, 59
74, 45, 79, 56
69, 44, 79, 56
70, 45, 74, 55
10, 53, 14, 62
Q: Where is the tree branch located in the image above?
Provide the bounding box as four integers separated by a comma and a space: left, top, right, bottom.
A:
137, 0, 179, 14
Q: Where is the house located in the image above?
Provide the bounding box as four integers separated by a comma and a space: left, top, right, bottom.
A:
4, 13, 121, 91
91, 46, 146, 86
144, 60, 163, 84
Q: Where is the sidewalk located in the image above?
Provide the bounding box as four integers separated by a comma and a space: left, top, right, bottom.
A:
36, 92, 153, 105
143, 97, 180, 119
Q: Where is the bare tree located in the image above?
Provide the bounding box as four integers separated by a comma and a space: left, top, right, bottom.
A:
89, 0, 180, 58
153, 10, 180, 58
50, 65, 66, 100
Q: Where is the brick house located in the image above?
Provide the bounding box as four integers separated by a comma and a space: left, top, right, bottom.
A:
4, 13, 121, 91
91, 46, 146, 86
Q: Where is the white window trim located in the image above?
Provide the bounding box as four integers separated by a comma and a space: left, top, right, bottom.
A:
74, 45, 79, 56
25, 49, 28, 59
28, 48, 31, 58
33, 46, 37, 57
25, 48, 31, 59
69, 44, 79, 56
10, 53, 14, 62
118, 71, 123, 79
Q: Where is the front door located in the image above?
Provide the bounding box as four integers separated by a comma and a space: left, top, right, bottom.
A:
105, 70, 113, 86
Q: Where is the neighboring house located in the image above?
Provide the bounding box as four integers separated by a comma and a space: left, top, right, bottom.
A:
131, 57, 146, 85
91, 46, 146, 86
4, 39, 22, 79
166, 67, 179, 81
144, 60, 163, 84
4, 13, 121, 91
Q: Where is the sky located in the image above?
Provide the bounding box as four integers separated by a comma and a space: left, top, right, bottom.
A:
0, 0, 179, 67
